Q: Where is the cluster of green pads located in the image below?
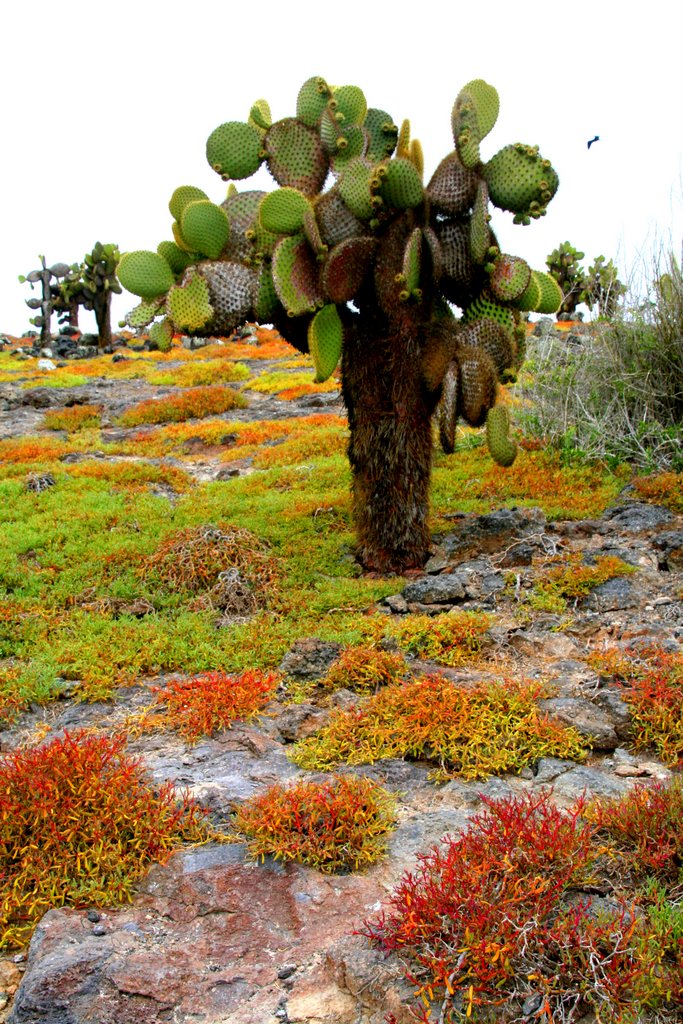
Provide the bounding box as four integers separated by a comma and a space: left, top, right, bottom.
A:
118, 76, 563, 466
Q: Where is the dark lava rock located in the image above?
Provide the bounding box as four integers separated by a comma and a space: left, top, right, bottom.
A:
582, 576, 641, 612
601, 502, 673, 532
652, 531, 683, 571
278, 638, 342, 680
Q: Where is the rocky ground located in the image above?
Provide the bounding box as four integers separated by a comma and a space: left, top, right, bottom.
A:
0, 329, 681, 1024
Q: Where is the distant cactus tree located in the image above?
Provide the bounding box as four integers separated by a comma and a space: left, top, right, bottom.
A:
581, 255, 626, 318
118, 77, 562, 572
546, 241, 586, 318
77, 242, 122, 348
19, 257, 73, 346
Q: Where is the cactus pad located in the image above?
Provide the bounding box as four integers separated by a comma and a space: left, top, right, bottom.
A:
118, 251, 175, 300
249, 99, 272, 133
198, 260, 257, 333
308, 303, 343, 382
464, 292, 515, 332
530, 270, 563, 314
315, 187, 365, 246
169, 185, 209, 222
157, 241, 194, 276
272, 235, 323, 316
264, 118, 328, 196
329, 123, 368, 173
332, 85, 367, 126
427, 151, 478, 215
488, 253, 532, 303
483, 144, 559, 222
400, 227, 423, 296
180, 200, 230, 260
469, 181, 492, 264
124, 298, 165, 329
254, 263, 279, 322
322, 236, 377, 304
296, 76, 332, 127
363, 108, 398, 162
338, 158, 375, 220
378, 157, 424, 209
206, 121, 264, 180
486, 404, 517, 467
457, 346, 498, 427
166, 271, 213, 333
436, 221, 475, 305
438, 361, 459, 454
149, 317, 174, 352
461, 318, 515, 375
259, 187, 311, 235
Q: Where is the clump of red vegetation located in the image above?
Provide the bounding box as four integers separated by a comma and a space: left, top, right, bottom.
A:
369, 789, 682, 1023
233, 773, 396, 873
0, 436, 71, 464
115, 385, 247, 427
632, 471, 683, 513
139, 668, 280, 743
42, 404, 102, 431
588, 643, 683, 766
0, 730, 207, 949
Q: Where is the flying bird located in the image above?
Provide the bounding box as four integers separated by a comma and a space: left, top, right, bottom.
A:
587, 135, 600, 149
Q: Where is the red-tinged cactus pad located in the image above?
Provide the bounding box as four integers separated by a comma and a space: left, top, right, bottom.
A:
483, 143, 559, 221
259, 187, 311, 235
166, 272, 213, 333
436, 220, 474, 301
322, 237, 377, 304
486, 403, 517, 467
338, 158, 375, 220
308, 303, 343, 382
264, 118, 329, 196
457, 345, 498, 427
296, 76, 333, 127
272, 235, 323, 316
315, 187, 365, 246
199, 260, 257, 333
180, 200, 230, 260
206, 121, 264, 180
221, 189, 270, 261
168, 184, 209, 222
378, 157, 424, 209
363, 108, 398, 162
488, 252, 532, 303
118, 250, 175, 300
302, 205, 326, 256
157, 240, 194, 276
427, 151, 478, 215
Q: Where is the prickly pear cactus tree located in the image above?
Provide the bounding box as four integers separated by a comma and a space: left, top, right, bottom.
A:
77, 242, 122, 348
119, 77, 562, 572
19, 257, 73, 346
546, 241, 586, 319
581, 255, 626, 319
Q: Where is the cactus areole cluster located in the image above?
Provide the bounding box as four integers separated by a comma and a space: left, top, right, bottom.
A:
119, 77, 562, 572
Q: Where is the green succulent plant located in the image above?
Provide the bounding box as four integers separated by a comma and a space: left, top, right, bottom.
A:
546, 241, 586, 319
581, 255, 626, 318
119, 77, 561, 572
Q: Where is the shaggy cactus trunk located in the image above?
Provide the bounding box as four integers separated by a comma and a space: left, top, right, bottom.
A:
342, 323, 439, 573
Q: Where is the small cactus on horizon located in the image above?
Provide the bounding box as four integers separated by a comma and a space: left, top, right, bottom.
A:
118, 76, 563, 572
545, 243, 626, 320
19, 257, 74, 347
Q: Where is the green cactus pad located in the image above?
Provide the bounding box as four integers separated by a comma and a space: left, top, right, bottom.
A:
461, 318, 515, 375
438, 361, 459, 454
308, 303, 343, 382
149, 317, 174, 352
363, 108, 398, 162
457, 346, 498, 427
315, 187, 365, 246
124, 298, 165, 329
488, 253, 532, 303
531, 270, 563, 313
264, 118, 328, 196
272, 235, 323, 316
157, 241, 194, 276
249, 99, 272, 134
180, 200, 230, 260
378, 157, 424, 210
259, 187, 311, 235
166, 272, 213, 333
171, 221, 195, 253
401, 227, 422, 295
296, 76, 332, 127
464, 292, 515, 331
118, 250, 175, 300
486, 404, 517, 467
451, 90, 481, 169
322, 237, 377, 304
458, 80, 499, 140
470, 181, 492, 264
331, 85, 367, 126
206, 121, 264, 180
483, 143, 559, 220
510, 271, 541, 312
330, 124, 368, 173
199, 260, 257, 333
219, 189, 262, 261
396, 119, 410, 160
338, 158, 375, 220
319, 107, 345, 154
254, 263, 279, 322
169, 185, 209, 222
426, 151, 478, 215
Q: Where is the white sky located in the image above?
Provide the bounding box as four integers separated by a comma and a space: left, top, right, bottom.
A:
2, 0, 682, 336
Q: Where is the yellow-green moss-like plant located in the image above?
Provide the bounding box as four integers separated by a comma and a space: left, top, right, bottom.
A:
291, 675, 589, 780
232, 773, 397, 872
115, 385, 247, 427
